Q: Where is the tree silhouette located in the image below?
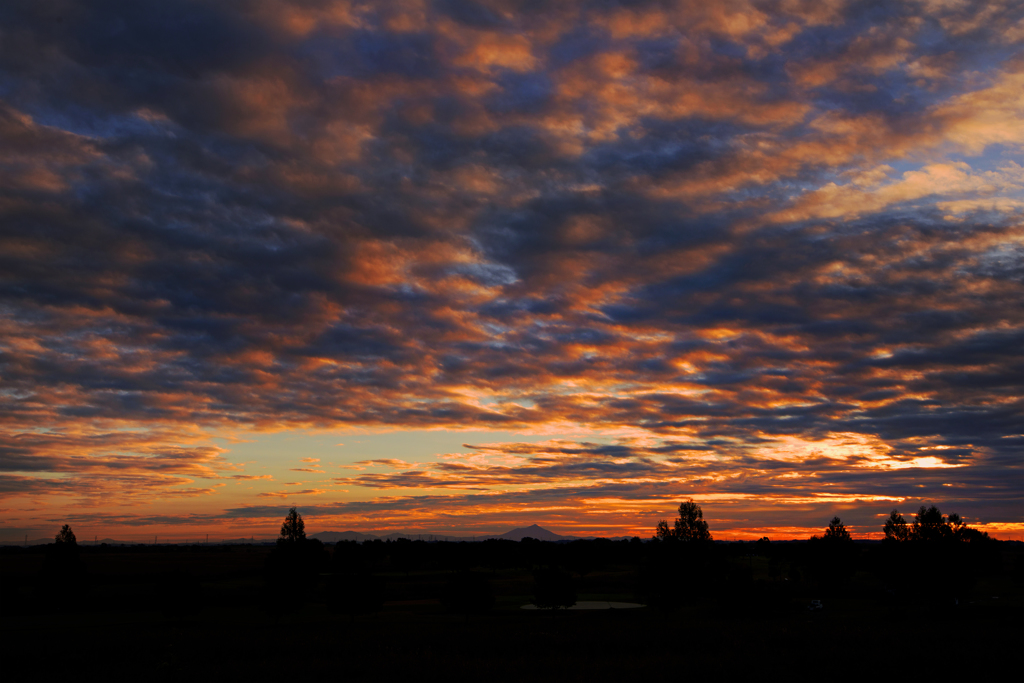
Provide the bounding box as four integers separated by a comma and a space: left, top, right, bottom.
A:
878, 505, 993, 606
806, 516, 856, 595
823, 516, 852, 542
42, 524, 85, 610
881, 505, 989, 543
264, 511, 323, 618
882, 510, 910, 542
675, 500, 713, 541
49, 523, 81, 566
656, 500, 713, 542
264, 507, 328, 619
912, 505, 949, 542
279, 507, 306, 543
54, 524, 77, 545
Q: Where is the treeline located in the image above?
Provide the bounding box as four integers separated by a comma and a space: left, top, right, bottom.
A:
882, 505, 990, 543
642, 501, 1003, 612
10, 502, 1015, 619
261, 503, 1010, 615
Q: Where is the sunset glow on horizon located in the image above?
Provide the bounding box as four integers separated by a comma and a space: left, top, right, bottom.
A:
2, 0, 1022, 543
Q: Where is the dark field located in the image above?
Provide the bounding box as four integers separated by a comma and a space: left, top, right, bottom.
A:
3, 539, 1021, 682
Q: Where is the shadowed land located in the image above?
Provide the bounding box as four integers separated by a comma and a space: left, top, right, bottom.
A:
2, 507, 1021, 682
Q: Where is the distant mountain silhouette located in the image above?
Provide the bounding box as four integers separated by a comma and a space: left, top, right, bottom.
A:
313, 530, 472, 542
312, 531, 381, 543
2, 526, 634, 547
380, 532, 466, 542
312, 525, 575, 542
7, 538, 57, 546
309, 525, 640, 543
2, 537, 149, 546
0, 537, 276, 547
487, 524, 570, 541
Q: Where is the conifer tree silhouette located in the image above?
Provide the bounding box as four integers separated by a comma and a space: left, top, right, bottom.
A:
55, 524, 77, 545
279, 507, 306, 543
655, 500, 713, 542
823, 516, 852, 542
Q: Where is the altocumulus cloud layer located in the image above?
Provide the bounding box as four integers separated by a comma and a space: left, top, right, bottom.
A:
1, 0, 1022, 538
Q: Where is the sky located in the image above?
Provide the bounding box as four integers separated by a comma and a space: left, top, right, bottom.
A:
1, 0, 1022, 542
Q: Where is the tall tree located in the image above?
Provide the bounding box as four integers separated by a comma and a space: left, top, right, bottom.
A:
279, 507, 306, 543
882, 510, 910, 542
44, 524, 84, 598
912, 505, 950, 542
823, 516, 852, 542
673, 500, 713, 542
885, 505, 988, 543
54, 524, 77, 545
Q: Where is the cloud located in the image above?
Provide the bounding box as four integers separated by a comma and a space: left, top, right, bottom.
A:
0, 0, 1021, 536
771, 161, 1024, 222
353, 459, 418, 469
257, 489, 327, 498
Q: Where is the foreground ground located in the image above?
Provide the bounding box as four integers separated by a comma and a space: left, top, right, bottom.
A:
2, 541, 1021, 681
